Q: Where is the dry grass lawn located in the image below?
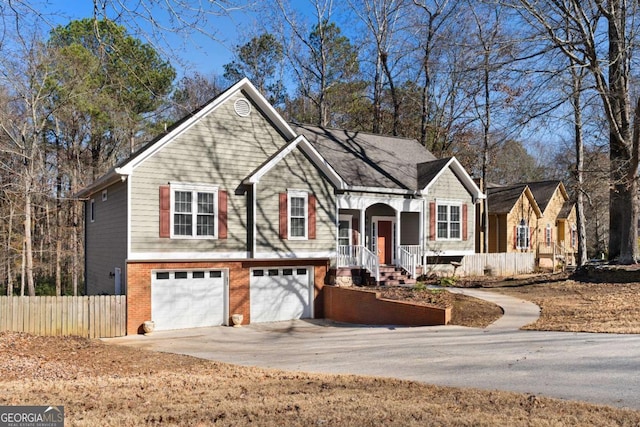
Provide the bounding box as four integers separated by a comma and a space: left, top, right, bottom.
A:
493, 280, 640, 333
2, 276, 640, 425
1, 332, 639, 426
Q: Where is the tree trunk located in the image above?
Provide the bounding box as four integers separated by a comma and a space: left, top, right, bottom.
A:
24, 192, 35, 296
606, 1, 638, 263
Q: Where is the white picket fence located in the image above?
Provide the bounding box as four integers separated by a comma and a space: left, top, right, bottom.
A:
460, 253, 535, 276
0, 295, 126, 338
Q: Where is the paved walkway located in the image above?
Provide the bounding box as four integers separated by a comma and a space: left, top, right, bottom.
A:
443, 287, 541, 330
107, 289, 640, 410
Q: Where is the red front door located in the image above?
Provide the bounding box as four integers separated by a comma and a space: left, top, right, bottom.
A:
377, 221, 393, 265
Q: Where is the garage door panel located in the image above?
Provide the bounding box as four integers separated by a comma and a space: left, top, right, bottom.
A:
152, 270, 226, 331
250, 267, 311, 323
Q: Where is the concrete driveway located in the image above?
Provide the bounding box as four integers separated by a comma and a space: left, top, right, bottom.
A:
107, 289, 640, 411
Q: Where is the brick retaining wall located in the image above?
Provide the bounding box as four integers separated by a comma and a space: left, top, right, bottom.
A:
323, 285, 450, 326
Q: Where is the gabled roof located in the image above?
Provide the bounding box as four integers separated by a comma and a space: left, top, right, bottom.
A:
243, 135, 345, 189
292, 124, 435, 193
418, 157, 485, 200
77, 78, 299, 198
487, 183, 542, 217
558, 200, 575, 220
524, 180, 568, 213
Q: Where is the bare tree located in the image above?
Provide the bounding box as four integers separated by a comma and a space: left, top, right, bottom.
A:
513, 0, 640, 262
348, 0, 409, 134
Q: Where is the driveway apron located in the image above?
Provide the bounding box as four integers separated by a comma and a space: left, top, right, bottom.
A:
106, 289, 640, 411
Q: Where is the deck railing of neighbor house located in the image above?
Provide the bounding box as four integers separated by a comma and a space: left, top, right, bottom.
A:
0, 295, 126, 338
399, 245, 423, 265
537, 242, 573, 271
397, 246, 417, 278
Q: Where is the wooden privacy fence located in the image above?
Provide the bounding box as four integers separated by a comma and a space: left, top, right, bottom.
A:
0, 295, 126, 338
460, 253, 535, 276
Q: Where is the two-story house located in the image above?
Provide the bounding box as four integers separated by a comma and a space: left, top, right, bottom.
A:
77, 78, 484, 334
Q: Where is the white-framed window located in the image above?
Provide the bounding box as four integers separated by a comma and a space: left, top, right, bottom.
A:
288, 190, 308, 239
90, 199, 95, 223
338, 214, 352, 247
171, 183, 218, 239
571, 224, 577, 248
545, 224, 552, 246
102, 189, 108, 201
436, 202, 461, 240
516, 219, 530, 250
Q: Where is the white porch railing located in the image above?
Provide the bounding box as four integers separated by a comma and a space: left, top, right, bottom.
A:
397, 246, 417, 278
338, 245, 379, 282
399, 245, 422, 265
361, 246, 380, 282
338, 245, 361, 267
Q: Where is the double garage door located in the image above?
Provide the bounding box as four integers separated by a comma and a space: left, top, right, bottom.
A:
151, 266, 312, 331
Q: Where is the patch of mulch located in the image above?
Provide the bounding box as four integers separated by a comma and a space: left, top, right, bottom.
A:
357, 285, 503, 328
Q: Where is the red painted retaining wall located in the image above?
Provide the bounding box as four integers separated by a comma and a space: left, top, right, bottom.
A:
323, 286, 450, 326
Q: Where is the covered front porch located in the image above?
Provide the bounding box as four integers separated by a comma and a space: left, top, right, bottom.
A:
335, 195, 424, 283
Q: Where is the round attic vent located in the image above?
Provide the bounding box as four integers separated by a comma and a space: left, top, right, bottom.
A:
234, 98, 251, 117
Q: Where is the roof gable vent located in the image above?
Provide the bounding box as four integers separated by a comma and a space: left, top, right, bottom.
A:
234, 98, 251, 117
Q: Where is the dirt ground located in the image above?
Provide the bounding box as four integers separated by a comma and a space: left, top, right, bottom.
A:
1, 331, 640, 426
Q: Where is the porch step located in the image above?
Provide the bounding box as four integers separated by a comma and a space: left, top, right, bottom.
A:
377, 265, 417, 287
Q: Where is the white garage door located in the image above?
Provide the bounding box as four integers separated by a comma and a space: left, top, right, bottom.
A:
152, 270, 227, 331
250, 267, 312, 323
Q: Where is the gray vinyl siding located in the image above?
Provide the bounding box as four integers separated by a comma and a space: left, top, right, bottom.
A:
427, 168, 475, 252
85, 180, 127, 295
256, 147, 336, 255
129, 91, 287, 255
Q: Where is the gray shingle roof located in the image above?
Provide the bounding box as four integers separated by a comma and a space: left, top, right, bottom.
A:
524, 181, 563, 213
486, 183, 530, 214
292, 124, 437, 190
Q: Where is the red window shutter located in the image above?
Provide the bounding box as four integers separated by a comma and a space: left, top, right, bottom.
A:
279, 193, 288, 239
159, 185, 170, 238
218, 190, 227, 239
352, 217, 359, 246
513, 225, 517, 249
429, 202, 436, 241
462, 204, 468, 241
308, 194, 316, 239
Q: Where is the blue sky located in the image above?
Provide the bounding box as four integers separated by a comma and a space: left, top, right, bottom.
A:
34, 0, 258, 78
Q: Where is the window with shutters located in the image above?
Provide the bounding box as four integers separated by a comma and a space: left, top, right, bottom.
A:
288, 191, 308, 239
436, 202, 461, 240
171, 183, 218, 238
516, 219, 530, 250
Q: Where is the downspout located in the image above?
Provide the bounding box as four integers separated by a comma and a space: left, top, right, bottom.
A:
252, 182, 257, 258
422, 194, 428, 268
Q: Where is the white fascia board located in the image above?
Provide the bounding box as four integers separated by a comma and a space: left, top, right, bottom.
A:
347, 186, 420, 196
245, 135, 346, 190
118, 78, 296, 175
253, 251, 336, 259
128, 251, 250, 261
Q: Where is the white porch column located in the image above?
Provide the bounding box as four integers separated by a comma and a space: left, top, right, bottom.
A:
360, 209, 366, 248
395, 209, 401, 264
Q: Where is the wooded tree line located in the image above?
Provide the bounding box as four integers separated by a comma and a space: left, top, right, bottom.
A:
0, 0, 635, 295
